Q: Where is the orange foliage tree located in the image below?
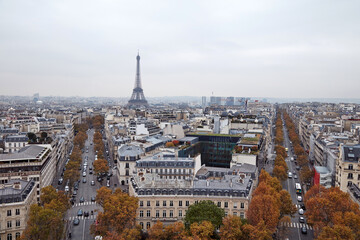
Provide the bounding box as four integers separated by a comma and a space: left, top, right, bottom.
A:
91, 188, 139, 238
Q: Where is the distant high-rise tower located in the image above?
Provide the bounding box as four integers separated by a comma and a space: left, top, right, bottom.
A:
127, 52, 148, 108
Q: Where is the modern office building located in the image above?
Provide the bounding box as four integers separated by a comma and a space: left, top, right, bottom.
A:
0, 145, 54, 202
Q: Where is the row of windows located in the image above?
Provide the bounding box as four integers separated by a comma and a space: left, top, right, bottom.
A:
7, 142, 26, 148
139, 209, 246, 219
138, 212, 245, 229
139, 200, 245, 208
6, 209, 21, 217
1, 220, 21, 229
1, 232, 21, 240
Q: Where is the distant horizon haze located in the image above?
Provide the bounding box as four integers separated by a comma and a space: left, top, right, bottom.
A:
0, 1, 359, 98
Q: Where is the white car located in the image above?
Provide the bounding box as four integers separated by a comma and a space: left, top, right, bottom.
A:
82, 172, 86, 177
297, 196, 302, 202
299, 208, 304, 215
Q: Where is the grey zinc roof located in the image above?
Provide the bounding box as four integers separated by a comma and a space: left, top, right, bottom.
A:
0, 145, 48, 161
118, 144, 144, 157
343, 145, 360, 162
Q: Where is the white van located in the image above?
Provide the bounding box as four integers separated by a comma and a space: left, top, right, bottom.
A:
65, 185, 69, 192
288, 172, 293, 178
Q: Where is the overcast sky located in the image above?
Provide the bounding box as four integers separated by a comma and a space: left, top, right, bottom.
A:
0, 1, 359, 99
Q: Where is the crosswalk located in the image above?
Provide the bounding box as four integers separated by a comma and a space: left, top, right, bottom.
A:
69, 215, 97, 221
72, 201, 97, 207
280, 222, 313, 230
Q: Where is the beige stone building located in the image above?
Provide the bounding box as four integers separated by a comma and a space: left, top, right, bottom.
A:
335, 144, 360, 192
0, 179, 37, 240
129, 165, 255, 230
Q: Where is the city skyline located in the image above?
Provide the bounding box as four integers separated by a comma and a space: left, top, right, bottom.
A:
1, 1, 359, 99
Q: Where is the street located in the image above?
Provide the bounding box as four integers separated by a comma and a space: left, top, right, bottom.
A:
65, 128, 119, 240
262, 114, 314, 240
281, 119, 314, 240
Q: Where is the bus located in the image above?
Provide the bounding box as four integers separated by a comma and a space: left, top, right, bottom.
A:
295, 183, 302, 194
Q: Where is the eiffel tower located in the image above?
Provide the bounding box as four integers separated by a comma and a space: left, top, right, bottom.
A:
127, 52, 149, 108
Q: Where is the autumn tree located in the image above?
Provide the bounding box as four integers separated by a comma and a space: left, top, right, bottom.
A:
184, 200, 225, 228
91, 188, 139, 238
247, 194, 280, 231
317, 225, 355, 240
305, 185, 360, 237
94, 159, 109, 175
190, 221, 214, 240
148, 221, 187, 240
272, 165, 287, 182
300, 166, 314, 185
219, 216, 251, 240
64, 168, 80, 187
165, 142, 175, 148
279, 190, 297, 218
21, 186, 69, 240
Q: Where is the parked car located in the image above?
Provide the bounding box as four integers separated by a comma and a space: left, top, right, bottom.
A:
299, 208, 304, 215
296, 166, 301, 170
82, 178, 87, 183
58, 178, 63, 185
82, 172, 86, 177
84, 211, 89, 217
299, 217, 305, 223
91, 196, 96, 202
300, 203, 306, 210
72, 190, 77, 196
97, 177, 102, 182
294, 174, 298, 179
89, 170, 93, 175
106, 180, 110, 187
297, 196, 303, 202
77, 209, 83, 216
73, 218, 80, 225
301, 227, 307, 234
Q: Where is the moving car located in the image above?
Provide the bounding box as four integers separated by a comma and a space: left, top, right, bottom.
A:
301, 227, 307, 234
288, 172, 292, 178
91, 196, 96, 202
106, 180, 110, 187
58, 178, 63, 185
77, 209, 83, 216
82, 178, 87, 183
297, 196, 303, 202
82, 172, 86, 177
80, 196, 84, 203
84, 211, 89, 217
73, 218, 80, 225
72, 190, 77, 196
299, 217, 305, 223
91, 180, 95, 186
299, 208, 304, 215
294, 174, 298, 179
